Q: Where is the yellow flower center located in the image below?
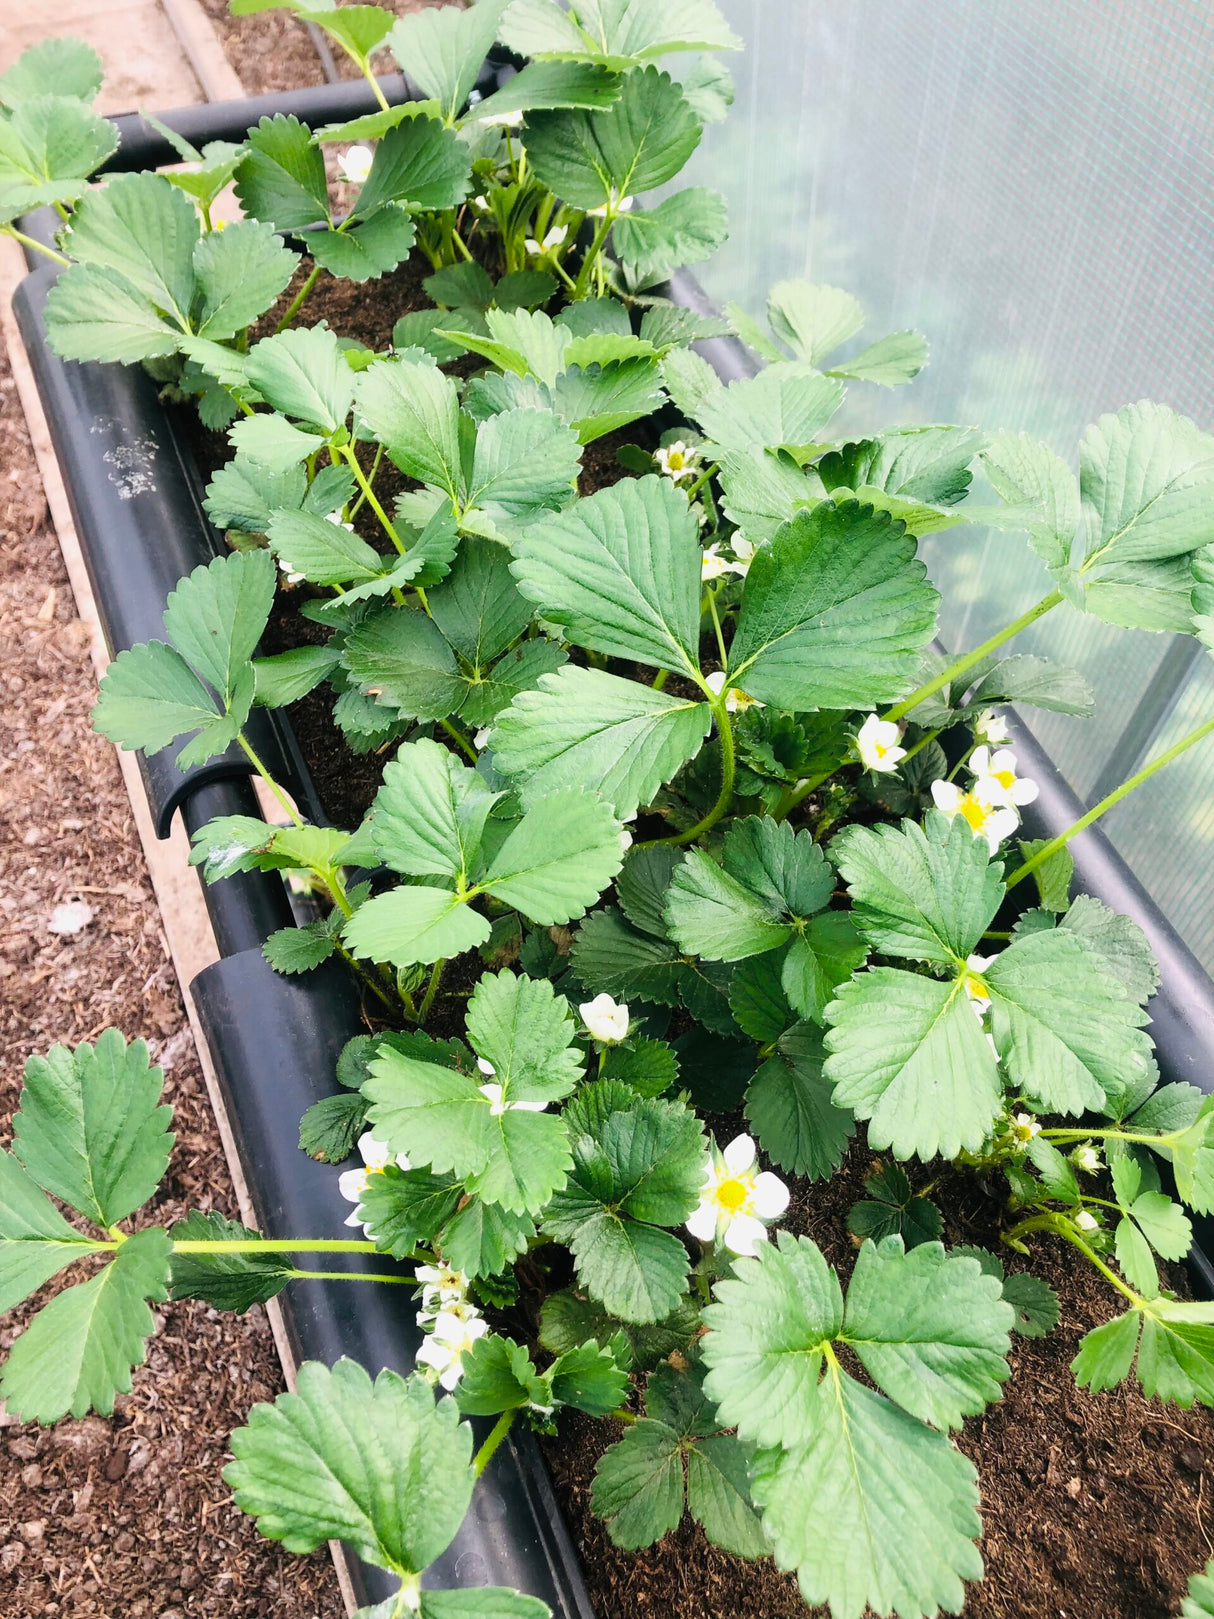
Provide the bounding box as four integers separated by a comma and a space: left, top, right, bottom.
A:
961, 971, 987, 999
716, 1176, 750, 1212
873, 742, 888, 758
958, 794, 989, 832
993, 769, 1015, 790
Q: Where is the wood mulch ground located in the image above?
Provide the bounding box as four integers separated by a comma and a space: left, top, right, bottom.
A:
0, 339, 344, 1616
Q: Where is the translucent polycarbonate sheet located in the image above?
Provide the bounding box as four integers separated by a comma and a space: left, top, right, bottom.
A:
682, 0, 1214, 967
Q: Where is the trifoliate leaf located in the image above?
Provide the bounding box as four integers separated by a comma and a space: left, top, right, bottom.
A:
696, 361, 844, 454
308, 208, 418, 282
168, 1210, 296, 1311
386, 0, 511, 121
234, 113, 330, 229
491, 664, 711, 820
354, 115, 471, 215
1074, 1298, 1214, 1408
523, 66, 701, 208
16, 1030, 172, 1228
543, 1087, 705, 1322
824, 969, 1002, 1160
1, 1227, 171, 1423
847, 1163, 943, 1250
356, 358, 461, 497
613, 187, 728, 286
727, 500, 938, 710
511, 475, 702, 677
0, 1153, 97, 1313
745, 1021, 854, 1180
456, 1333, 547, 1416
985, 929, 1154, 1116
480, 788, 625, 924
831, 813, 1003, 966
226, 1361, 473, 1572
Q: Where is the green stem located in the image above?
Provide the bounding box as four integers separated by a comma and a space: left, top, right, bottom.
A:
897, 726, 941, 766
341, 444, 404, 554
347, 444, 383, 519
607, 1408, 638, 1425
684, 461, 719, 501
5, 228, 70, 267
291, 1268, 414, 1285
171, 1238, 382, 1254
473, 1410, 517, 1477
573, 210, 614, 299
772, 766, 835, 821
439, 715, 478, 763
1008, 1213, 1143, 1309
1007, 713, 1214, 891
706, 587, 728, 668
651, 668, 669, 691
360, 63, 391, 113
274, 265, 323, 335
238, 734, 303, 827
417, 958, 446, 1023
882, 589, 1064, 724
1041, 1126, 1178, 1149
648, 697, 735, 847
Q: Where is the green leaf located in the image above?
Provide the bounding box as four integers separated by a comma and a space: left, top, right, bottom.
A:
1059, 893, 1159, 1005
847, 1163, 943, 1250
1184, 1561, 1214, 1618
979, 430, 1081, 574
781, 912, 868, 1024
356, 358, 461, 497
819, 425, 981, 510
1000, 1271, 1060, 1338
511, 475, 702, 677
388, 0, 511, 122
355, 115, 471, 215
767, 280, 863, 365
163, 548, 276, 707
418, 1592, 550, 1619
43, 264, 180, 364
203, 457, 307, 533
827, 330, 928, 387
727, 501, 938, 711
90, 641, 235, 766
825, 969, 1002, 1160
225, 1361, 473, 1572
244, 325, 354, 432
1016, 838, 1074, 912
664, 850, 792, 961
358, 1166, 461, 1259
1, 1227, 171, 1423
1074, 1299, 1214, 1408
746, 1022, 854, 1180
697, 362, 844, 455
168, 1210, 295, 1312
502, 0, 740, 64
440, 1197, 535, 1279
308, 208, 419, 282
539, 1289, 698, 1372
1080, 401, 1214, 569
228, 411, 326, 473
491, 664, 710, 820
0, 38, 104, 105
456, 1333, 545, 1415
592, 1419, 684, 1547
16, 1030, 173, 1227
345, 887, 492, 969
233, 113, 330, 229
0, 1153, 96, 1313
543, 1087, 705, 1322
263, 922, 336, 974
267, 509, 387, 588
192, 220, 297, 339
481, 789, 625, 924
970, 653, 1093, 717
831, 814, 1003, 966
428, 535, 533, 665
369, 739, 498, 881
570, 908, 687, 1007
750, 1375, 981, 1619
600, 1039, 679, 1099
523, 67, 701, 208
467, 60, 622, 122
715, 446, 818, 546
985, 929, 1154, 1116
299, 1092, 370, 1164
613, 187, 728, 286
460, 639, 568, 727
465, 408, 582, 526
254, 645, 341, 708
617, 846, 680, 939
552, 357, 667, 444
61, 171, 198, 321
729, 950, 796, 1041
342, 605, 466, 721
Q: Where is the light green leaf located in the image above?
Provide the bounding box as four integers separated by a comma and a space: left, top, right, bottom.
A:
490, 664, 711, 819
716, 447, 819, 545
308, 207, 418, 282
355, 115, 471, 215
267, 509, 386, 587
664, 850, 792, 960
226, 1361, 473, 1573
969, 653, 1094, 716
661, 345, 722, 420
263, 922, 336, 974
467, 969, 584, 1100
825, 969, 1002, 1160
523, 66, 701, 209
696, 361, 845, 453
617, 845, 680, 939
831, 814, 1003, 966
727, 501, 938, 710
980, 430, 1081, 574
767, 280, 864, 366
481, 788, 625, 923
0, 1153, 96, 1313
511, 474, 702, 676
344, 886, 492, 968
61, 171, 197, 323
465, 407, 582, 519
985, 929, 1154, 1116
551, 357, 667, 444
1080, 401, 1214, 568
388, 0, 511, 122
356, 357, 461, 496
16, 1031, 172, 1228
203, 457, 307, 533
162, 548, 276, 705
228, 412, 326, 473
466, 60, 622, 122
827, 330, 928, 387
502, 0, 740, 64
1184, 1561, 1214, 1618
193, 220, 297, 339
1074, 1299, 1214, 1408
0, 38, 104, 105
1059, 893, 1159, 1005
369, 739, 499, 881
819, 426, 982, 510
1, 1228, 171, 1423
244, 325, 354, 432
235, 113, 330, 229
745, 1021, 855, 1180
91, 640, 225, 757
613, 187, 729, 286
42, 265, 179, 365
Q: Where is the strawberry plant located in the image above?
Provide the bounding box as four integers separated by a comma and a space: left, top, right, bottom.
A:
6, 7, 1214, 1616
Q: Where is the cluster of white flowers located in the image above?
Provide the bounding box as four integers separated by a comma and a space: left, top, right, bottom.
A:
931, 742, 1039, 854
414, 1261, 486, 1391
705, 669, 763, 714
338, 1130, 410, 1235
337, 144, 374, 186
686, 1134, 789, 1257
580, 992, 629, 1044
700, 536, 755, 581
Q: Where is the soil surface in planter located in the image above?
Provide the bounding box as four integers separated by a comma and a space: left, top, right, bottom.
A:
199, 0, 438, 98
0, 344, 343, 1617
184, 41, 1214, 1608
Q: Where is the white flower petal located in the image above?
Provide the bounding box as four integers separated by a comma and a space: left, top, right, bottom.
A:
723, 1213, 770, 1257
685, 1202, 719, 1243
722, 1134, 757, 1174
337, 1168, 367, 1204
931, 780, 962, 813
752, 1171, 790, 1220
357, 1131, 390, 1171
477, 1057, 496, 1076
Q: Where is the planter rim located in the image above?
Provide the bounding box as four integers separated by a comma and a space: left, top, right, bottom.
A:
14, 70, 1214, 1612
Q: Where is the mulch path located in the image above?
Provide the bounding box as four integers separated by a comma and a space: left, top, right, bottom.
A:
0, 341, 344, 1618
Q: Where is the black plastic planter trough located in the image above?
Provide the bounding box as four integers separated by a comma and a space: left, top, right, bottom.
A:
13, 70, 1214, 1616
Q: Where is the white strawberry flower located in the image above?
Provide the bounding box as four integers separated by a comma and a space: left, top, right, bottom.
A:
705, 669, 764, 714
477, 1070, 548, 1114
930, 779, 1020, 853
686, 1134, 789, 1257
337, 144, 374, 185
415, 1310, 489, 1390
730, 536, 756, 573
473, 727, 492, 749
961, 951, 996, 1016
524, 223, 567, 255
338, 1130, 410, 1230
1074, 1209, 1100, 1233
325, 509, 355, 533
415, 1261, 474, 1326
970, 745, 1039, 810
1071, 1144, 1103, 1174
974, 708, 1010, 744
655, 441, 700, 484
1010, 1112, 1041, 1144
855, 714, 906, 774
588, 190, 633, 217
580, 992, 629, 1045
482, 108, 524, 129
276, 557, 306, 586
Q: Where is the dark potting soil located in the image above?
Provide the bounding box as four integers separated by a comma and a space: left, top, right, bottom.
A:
183, 241, 1214, 1619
